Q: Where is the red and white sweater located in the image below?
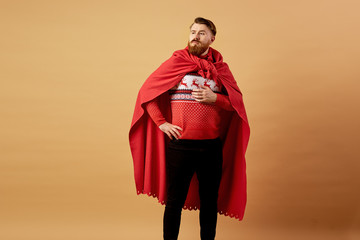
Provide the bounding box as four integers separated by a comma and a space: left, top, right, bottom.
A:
146, 73, 234, 140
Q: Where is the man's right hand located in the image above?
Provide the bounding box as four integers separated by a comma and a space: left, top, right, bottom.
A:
159, 122, 183, 140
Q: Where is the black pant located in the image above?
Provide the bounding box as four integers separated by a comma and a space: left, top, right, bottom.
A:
163, 138, 223, 240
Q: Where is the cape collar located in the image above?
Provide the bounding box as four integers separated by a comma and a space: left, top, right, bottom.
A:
184, 47, 217, 80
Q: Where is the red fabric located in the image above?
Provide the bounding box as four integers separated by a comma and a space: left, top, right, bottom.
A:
146, 87, 234, 138
171, 100, 222, 139
129, 47, 250, 220
215, 93, 233, 111
145, 100, 167, 127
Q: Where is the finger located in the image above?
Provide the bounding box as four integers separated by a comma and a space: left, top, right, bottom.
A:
200, 85, 211, 90
192, 95, 200, 101
192, 92, 203, 98
169, 129, 179, 140
165, 131, 172, 140
193, 90, 205, 96
171, 127, 182, 138
174, 126, 183, 131
172, 128, 181, 138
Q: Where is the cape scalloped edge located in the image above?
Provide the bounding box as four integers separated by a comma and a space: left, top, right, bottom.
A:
137, 189, 244, 221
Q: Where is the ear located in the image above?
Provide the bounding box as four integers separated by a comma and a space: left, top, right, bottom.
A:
210, 36, 215, 43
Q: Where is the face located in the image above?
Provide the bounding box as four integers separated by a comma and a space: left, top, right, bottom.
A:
188, 23, 215, 56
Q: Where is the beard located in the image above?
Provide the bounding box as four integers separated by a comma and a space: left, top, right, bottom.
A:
187, 40, 210, 57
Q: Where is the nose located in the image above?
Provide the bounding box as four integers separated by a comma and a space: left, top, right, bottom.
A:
194, 33, 200, 40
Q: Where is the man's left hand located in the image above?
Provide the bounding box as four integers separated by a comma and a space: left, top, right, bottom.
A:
192, 85, 217, 103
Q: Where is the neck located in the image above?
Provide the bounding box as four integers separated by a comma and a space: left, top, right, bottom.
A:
201, 47, 210, 56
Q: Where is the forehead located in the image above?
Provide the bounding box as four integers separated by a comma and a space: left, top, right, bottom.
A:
190, 23, 211, 33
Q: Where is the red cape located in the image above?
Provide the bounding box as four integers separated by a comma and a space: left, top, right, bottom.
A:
129, 47, 250, 220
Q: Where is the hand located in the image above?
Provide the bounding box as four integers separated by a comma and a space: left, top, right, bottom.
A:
159, 122, 183, 140
192, 85, 217, 103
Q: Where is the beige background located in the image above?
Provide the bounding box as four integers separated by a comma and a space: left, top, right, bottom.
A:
1, 0, 359, 239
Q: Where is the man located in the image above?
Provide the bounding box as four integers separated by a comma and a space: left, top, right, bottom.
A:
129, 17, 250, 240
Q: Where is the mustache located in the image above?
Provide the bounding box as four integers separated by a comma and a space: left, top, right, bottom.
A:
191, 40, 200, 43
